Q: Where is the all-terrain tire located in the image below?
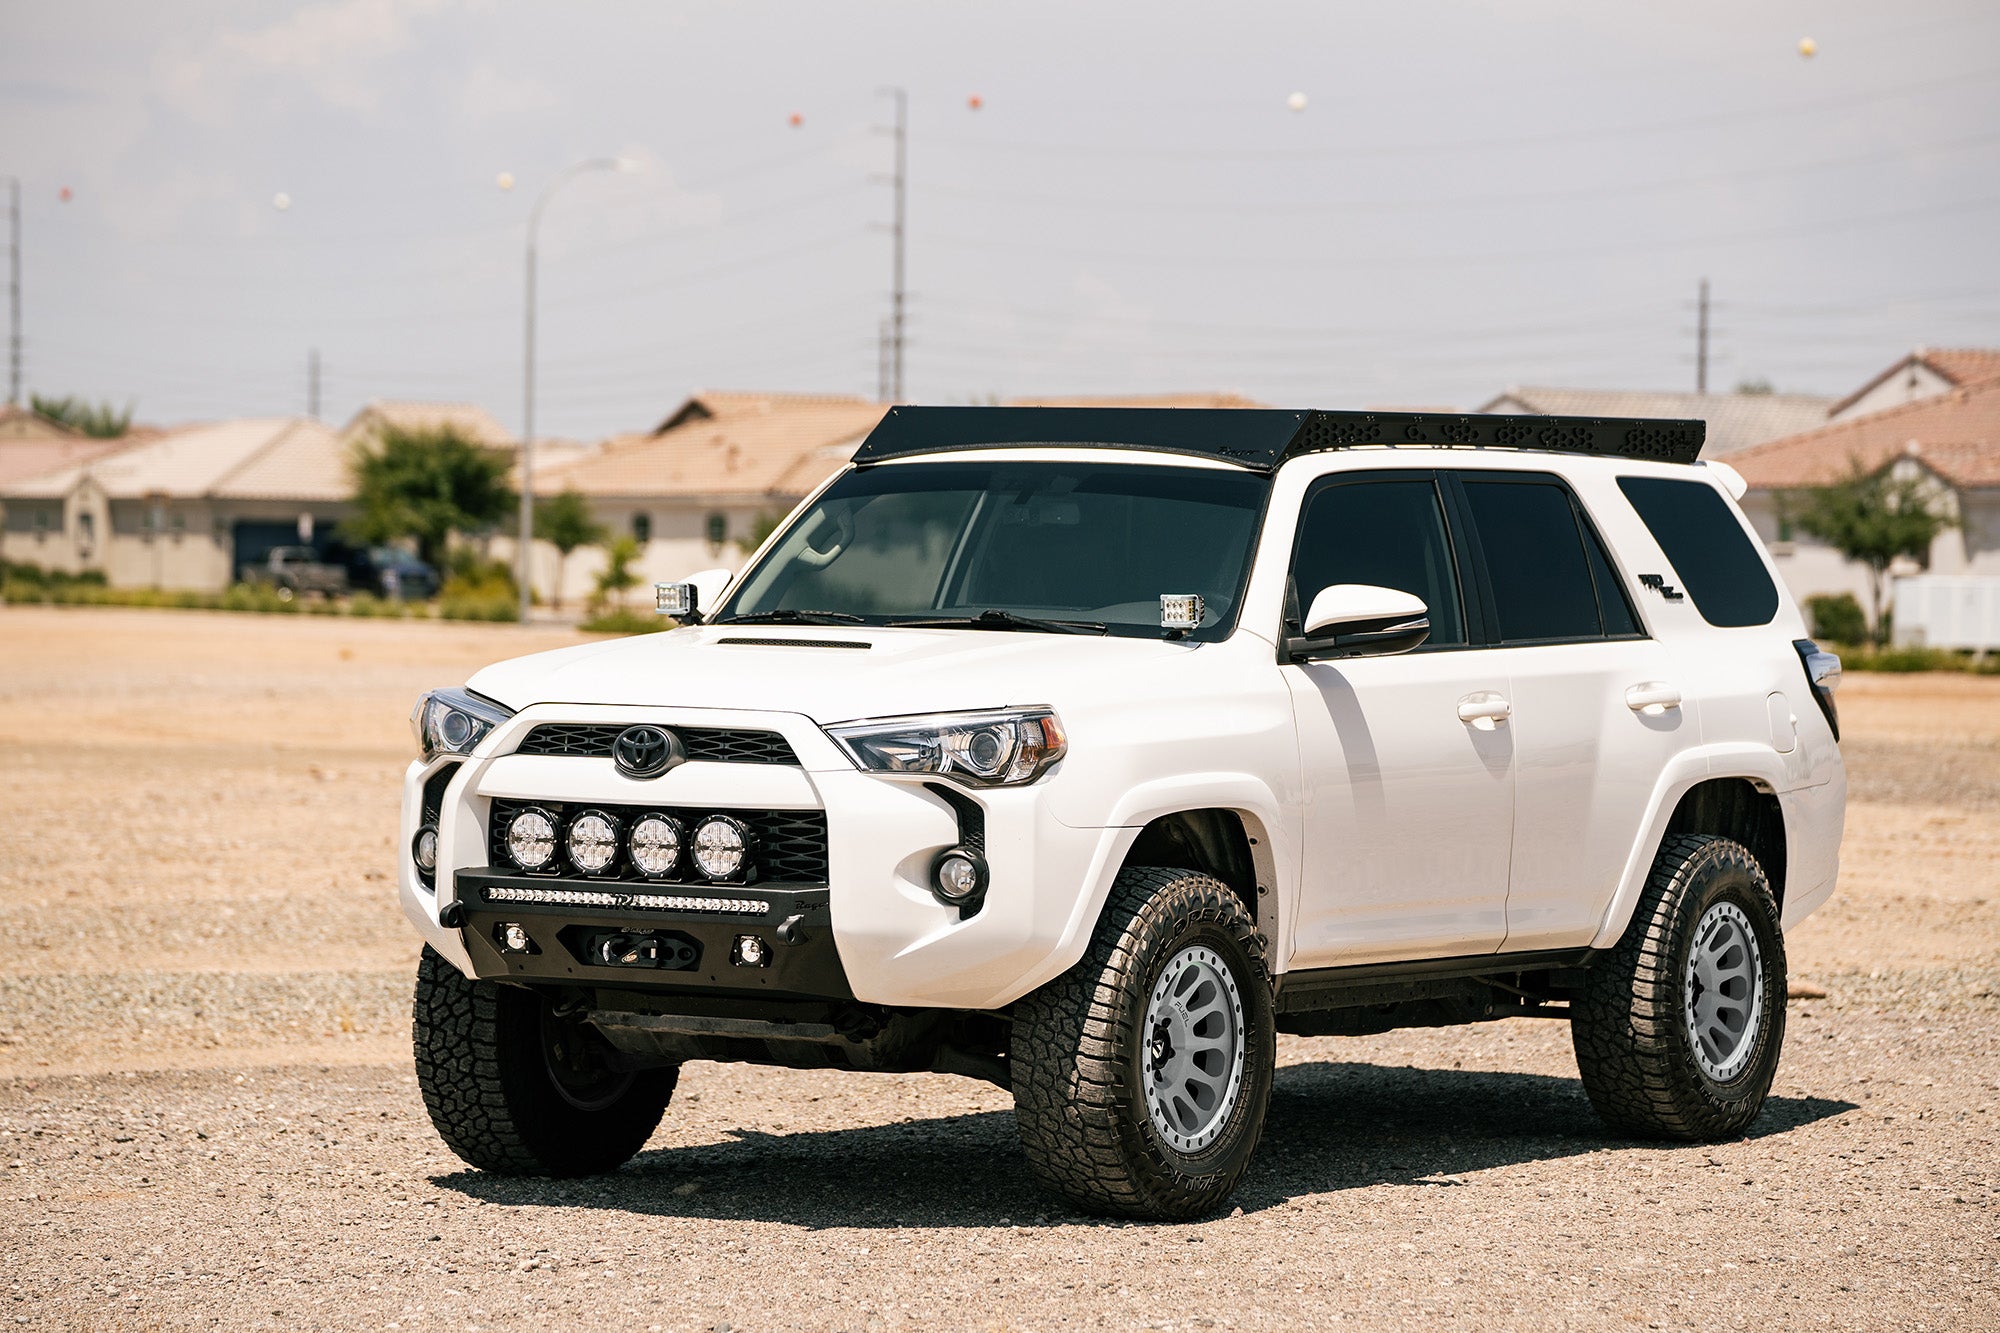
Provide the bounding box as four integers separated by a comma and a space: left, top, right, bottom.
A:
1572, 834, 1788, 1141
1011, 867, 1275, 1220
412, 947, 676, 1175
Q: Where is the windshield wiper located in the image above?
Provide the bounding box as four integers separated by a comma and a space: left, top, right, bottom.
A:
888, 609, 1107, 635
714, 609, 865, 626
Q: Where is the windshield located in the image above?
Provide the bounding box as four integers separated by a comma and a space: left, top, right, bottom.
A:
716, 460, 1271, 641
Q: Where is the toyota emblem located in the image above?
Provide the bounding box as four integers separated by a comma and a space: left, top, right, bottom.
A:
613, 725, 682, 779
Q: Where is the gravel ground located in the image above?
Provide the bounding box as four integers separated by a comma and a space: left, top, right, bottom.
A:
2, 606, 1996, 1330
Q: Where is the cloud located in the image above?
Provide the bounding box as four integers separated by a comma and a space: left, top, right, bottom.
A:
153, 0, 472, 123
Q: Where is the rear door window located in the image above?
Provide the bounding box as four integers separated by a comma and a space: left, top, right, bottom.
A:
1458, 478, 1606, 643
1616, 476, 1780, 627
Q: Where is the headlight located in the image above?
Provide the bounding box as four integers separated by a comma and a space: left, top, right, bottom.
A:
410, 687, 514, 762
826, 707, 1067, 787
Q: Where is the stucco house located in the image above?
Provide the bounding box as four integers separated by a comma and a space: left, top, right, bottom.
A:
1727, 376, 2000, 618
0, 417, 353, 589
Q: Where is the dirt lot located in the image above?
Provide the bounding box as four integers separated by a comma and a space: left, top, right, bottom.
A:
2, 606, 1995, 1331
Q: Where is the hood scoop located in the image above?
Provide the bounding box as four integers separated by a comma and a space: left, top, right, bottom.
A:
714, 636, 872, 650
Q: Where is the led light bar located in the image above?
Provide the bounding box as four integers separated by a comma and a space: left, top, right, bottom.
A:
482, 884, 770, 916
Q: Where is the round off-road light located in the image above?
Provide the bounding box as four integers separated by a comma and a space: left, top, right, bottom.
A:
505, 808, 557, 872
566, 810, 620, 876
501, 922, 531, 953
628, 814, 684, 878
412, 825, 439, 874
691, 815, 750, 881
931, 848, 987, 904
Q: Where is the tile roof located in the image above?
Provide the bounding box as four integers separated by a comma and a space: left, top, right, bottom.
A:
1478, 387, 1833, 458
1828, 347, 2000, 418
1727, 376, 2000, 491
1002, 392, 1269, 409
342, 400, 512, 447
1, 417, 352, 501
0, 403, 83, 441
541, 393, 888, 500
0, 435, 137, 488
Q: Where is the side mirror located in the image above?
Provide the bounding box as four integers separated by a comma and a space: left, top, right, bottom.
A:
1287, 584, 1431, 661
654, 567, 734, 624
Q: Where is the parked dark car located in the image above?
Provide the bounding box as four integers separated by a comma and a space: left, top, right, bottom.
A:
240, 546, 348, 600
341, 546, 439, 600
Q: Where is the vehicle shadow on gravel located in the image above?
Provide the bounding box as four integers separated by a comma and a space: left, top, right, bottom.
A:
432, 1060, 1856, 1228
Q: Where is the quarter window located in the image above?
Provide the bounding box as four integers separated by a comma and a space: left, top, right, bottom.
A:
1459, 479, 1603, 643
1290, 478, 1466, 648
1617, 476, 1779, 628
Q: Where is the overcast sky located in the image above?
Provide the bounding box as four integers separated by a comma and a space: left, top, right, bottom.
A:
3, 0, 1998, 440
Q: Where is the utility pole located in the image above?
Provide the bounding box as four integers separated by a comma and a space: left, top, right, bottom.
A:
306, 348, 320, 420
883, 87, 907, 402
1696, 277, 1710, 395
7, 177, 19, 405
877, 319, 892, 403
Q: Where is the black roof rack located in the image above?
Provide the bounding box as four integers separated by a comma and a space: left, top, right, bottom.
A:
850, 406, 1705, 470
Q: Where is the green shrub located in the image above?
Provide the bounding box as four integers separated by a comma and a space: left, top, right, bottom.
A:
579, 608, 673, 636
1805, 593, 1867, 647
348, 592, 412, 619
438, 590, 519, 622
219, 583, 297, 614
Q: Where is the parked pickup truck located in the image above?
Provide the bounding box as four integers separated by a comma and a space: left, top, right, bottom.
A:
399, 406, 1845, 1220
242, 545, 348, 600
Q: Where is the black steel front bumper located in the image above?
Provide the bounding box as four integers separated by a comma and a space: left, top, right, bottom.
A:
451, 868, 852, 1001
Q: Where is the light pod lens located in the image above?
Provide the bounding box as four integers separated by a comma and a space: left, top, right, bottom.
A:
932, 849, 986, 904
566, 811, 620, 875
691, 816, 749, 881
505, 809, 557, 871
628, 814, 684, 878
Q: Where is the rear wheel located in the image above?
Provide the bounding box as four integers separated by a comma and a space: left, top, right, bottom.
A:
413, 947, 675, 1175
1011, 867, 1275, 1220
1572, 834, 1787, 1140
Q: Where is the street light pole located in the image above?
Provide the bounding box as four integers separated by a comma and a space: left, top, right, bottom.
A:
518, 156, 637, 624
7, 176, 20, 405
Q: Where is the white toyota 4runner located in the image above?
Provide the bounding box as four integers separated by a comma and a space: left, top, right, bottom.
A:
401, 407, 1845, 1220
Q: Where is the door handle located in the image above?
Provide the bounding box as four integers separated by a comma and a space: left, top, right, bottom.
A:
1456, 691, 1511, 729
1625, 682, 1682, 714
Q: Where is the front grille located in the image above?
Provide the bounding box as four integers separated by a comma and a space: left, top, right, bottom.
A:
514, 724, 799, 765
489, 798, 828, 886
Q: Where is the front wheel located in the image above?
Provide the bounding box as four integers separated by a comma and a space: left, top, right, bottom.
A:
1571, 834, 1788, 1141
413, 947, 676, 1175
1011, 867, 1275, 1220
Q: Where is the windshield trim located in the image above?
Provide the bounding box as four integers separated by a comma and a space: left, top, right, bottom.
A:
714, 458, 1275, 644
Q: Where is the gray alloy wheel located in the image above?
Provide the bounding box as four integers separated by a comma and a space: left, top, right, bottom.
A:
1141, 945, 1247, 1153
1683, 900, 1765, 1083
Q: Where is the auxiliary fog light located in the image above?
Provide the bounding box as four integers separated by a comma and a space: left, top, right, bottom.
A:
498, 922, 533, 954
732, 934, 769, 968
628, 814, 684, 878
505, 808, 557, 872
692, 815, 750, 881
411, 825, 439, 874
566, 810, 621, 876
931, 848, 988, 905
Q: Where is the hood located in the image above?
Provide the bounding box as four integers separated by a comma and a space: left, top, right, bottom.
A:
467, 623, 1202, 724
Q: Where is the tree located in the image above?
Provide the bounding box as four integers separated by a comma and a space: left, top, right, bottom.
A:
593, 535, 642, 611
347, 425, 515, 571
1734, 378, 1775, 396
31, 393, 132, 438
1793, 457, 1956, 645
734, 508, 785, 556
533, 489, 606, 611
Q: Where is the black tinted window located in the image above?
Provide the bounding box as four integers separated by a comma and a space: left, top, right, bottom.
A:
1291, 479, 1465, 647
1617, 477, 1779, 627
1581, 512, 1640, 637
1461, 480, 1602, 642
